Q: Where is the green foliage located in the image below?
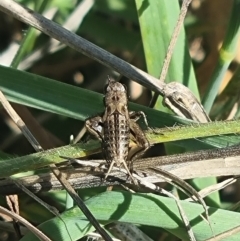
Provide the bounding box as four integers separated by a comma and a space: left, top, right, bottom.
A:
0, 0, 239, 240
21, 192, 240, 241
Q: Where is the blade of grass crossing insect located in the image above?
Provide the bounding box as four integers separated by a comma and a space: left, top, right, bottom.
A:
135, 0, 220, 206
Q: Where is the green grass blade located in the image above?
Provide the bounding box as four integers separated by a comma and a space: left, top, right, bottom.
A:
202, 0, 240, 113
0, 141, 100, 178
1, 120, 239, 178
135, 0, 199, 104
20, 191, 240, 241
11, 0, 49, 68
0, 64, 195, 125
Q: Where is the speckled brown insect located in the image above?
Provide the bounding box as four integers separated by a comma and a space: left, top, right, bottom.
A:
85, 77, 150, 183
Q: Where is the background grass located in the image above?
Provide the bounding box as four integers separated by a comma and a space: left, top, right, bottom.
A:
0, 0, 239, 240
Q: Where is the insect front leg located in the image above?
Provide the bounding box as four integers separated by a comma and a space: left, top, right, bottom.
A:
129, 120, 150, 172
85, 116, 104, 141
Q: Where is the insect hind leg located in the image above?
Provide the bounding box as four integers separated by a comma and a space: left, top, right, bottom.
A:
103, 160, 138, 185
104, 161, 116, 181
129, 120, 150, 173
121, 161, 138, 185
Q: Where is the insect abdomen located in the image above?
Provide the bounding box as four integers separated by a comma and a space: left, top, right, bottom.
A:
103, 112, 130, 166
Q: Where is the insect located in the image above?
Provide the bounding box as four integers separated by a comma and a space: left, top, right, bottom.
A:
85, 76, 150, 183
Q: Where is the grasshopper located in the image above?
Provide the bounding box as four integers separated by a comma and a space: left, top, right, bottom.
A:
85, 77, 150, 183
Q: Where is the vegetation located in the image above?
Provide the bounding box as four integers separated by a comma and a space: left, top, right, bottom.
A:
0, 0, 239, 240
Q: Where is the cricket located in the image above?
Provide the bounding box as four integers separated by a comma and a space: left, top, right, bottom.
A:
85, 76, 150, 183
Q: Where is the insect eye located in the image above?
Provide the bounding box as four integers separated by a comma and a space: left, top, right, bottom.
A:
104, 76, 114, 93
104, 84, 111, 93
